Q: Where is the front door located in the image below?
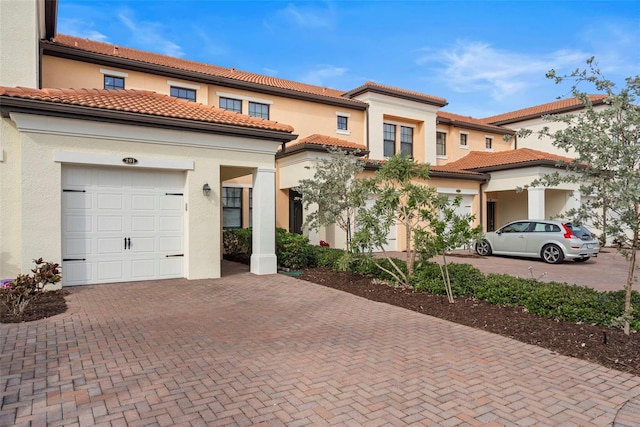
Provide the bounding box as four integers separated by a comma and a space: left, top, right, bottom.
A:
289, 190, 303, 234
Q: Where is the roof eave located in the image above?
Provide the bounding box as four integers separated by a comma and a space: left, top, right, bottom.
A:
345, 86, 448, 108
0, 97, 298, 143
276, 143, 369, 159
486, 99, 607, 125
362, 162, 488, 181
40, 42, 367, 111
436, 117, 515, 135
472, 160, 569, 172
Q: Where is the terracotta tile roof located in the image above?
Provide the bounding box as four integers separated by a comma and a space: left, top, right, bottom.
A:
437, 111, 514, 134
361, 158, 486, 177
286, 134, 367, 151
344, 81, 447, 107
443, 148, 574, 171
46, 35, 363, 105
482, 95, 608, 125
0, 86, 294, 132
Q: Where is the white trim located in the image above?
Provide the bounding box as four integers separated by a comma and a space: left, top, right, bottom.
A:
99, 68, 129, 78
216, 91, 273, 105
384, 119, 416, 128
167, 80, 201, 90
54, 151, 195, 170
436, 155, 448, 160
222, 183, 252, 189
336, 129, 351, 136
437, 187, 478, 195
436, 128, 448, 133
336, 111, 351, 117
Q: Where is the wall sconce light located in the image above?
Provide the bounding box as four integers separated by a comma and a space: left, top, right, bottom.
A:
202, 183, 211, 196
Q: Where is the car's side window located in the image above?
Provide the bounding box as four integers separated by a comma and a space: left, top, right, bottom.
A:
503, 222, 530, 233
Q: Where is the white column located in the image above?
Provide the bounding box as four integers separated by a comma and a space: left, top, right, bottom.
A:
251, 168, 277, 274
527, 187, 546, 219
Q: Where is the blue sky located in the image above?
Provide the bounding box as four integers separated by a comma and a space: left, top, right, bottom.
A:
58, 0, 640, 117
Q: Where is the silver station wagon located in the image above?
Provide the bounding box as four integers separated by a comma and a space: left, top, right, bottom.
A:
475, 219, 600, 264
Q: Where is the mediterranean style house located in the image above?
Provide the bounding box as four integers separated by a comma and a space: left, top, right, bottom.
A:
0, 0, 593, 286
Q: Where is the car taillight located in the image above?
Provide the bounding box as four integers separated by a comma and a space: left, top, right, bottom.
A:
562, 223, 575, 239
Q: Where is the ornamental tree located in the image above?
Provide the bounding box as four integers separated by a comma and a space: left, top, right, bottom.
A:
295, 146, 366, 252
528, 58, 639, 334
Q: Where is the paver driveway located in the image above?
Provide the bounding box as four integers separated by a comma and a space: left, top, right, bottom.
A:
2, 263, 639, 426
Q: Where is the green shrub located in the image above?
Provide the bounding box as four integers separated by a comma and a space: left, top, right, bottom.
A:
276, 228, 312, 270
223, 228, 252, 255
310, 246, 346, 269
411, 262, 485, 296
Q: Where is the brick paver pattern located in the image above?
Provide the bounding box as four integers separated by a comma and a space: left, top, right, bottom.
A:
2, 264, 639, 426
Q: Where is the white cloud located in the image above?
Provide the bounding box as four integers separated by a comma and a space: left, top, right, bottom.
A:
298, 65, 348, 86
266, 3, 335, 30
117, 8, 184, 57
416, 41, 588, 101
57, 17, 109, 42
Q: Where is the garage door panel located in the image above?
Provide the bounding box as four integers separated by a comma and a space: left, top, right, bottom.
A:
160, 258, 182, 276
159, 236, 182, 252
97, 193, 123, 210
64, 262, 93, 286
97, 260, 124, 281
131, 194, 156, 210
65, 238, 92, 256
97, 215, 124, 232
131, 237, 155, 253
160, 195, 182, 210
131, 216, 156, 232
97, 169, 125, 187
64, 192, 92, 209
97, 238, 124, 254
65, 215, 92, 232
62, 166, 185, 286
131, 259, 156, 279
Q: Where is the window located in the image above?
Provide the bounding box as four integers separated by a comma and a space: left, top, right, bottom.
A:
337, 115, 348, 131
383, 123, 396, 157
249, 102, 269, 119
220, 97, 242, 113
436, 132, 447, 156
222, 187, 243, 228
400, 126, 413, 157
104, 75, 124, 90
485, 137, 493, 150
460, 133, 468, 147
171, 86, 196, 102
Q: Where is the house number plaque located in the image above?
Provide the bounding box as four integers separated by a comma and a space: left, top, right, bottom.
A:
122, 157, 138, 165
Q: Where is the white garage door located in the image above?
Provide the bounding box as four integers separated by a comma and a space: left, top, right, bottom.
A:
62, 166, 185, 286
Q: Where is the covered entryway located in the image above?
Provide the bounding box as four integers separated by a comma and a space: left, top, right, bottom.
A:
61, 166, 184, 286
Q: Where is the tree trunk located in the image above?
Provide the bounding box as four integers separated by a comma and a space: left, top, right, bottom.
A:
624, 243, 637, 335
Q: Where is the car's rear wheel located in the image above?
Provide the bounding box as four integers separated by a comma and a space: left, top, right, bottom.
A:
574, 257, 590, 263
541, 244, 564, 264
476, 239, 492, 256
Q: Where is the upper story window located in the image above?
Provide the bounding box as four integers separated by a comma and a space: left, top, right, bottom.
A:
383, 123, 396, 157
104, 75, 124, 90
171, 86, 196, 102
337, 115, 348, 131
436, 132, 447, 156
400, 126, 413, 157
222, 187, 243, 229
220, 97, 242, 113
485, 136, 493, 150
249, 102, 270, 119
460, 133, 468, 147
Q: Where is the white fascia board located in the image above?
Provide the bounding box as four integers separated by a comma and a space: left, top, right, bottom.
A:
54, 151, 194, 170
437, 188, 478, 195
9, 113, 282, 155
